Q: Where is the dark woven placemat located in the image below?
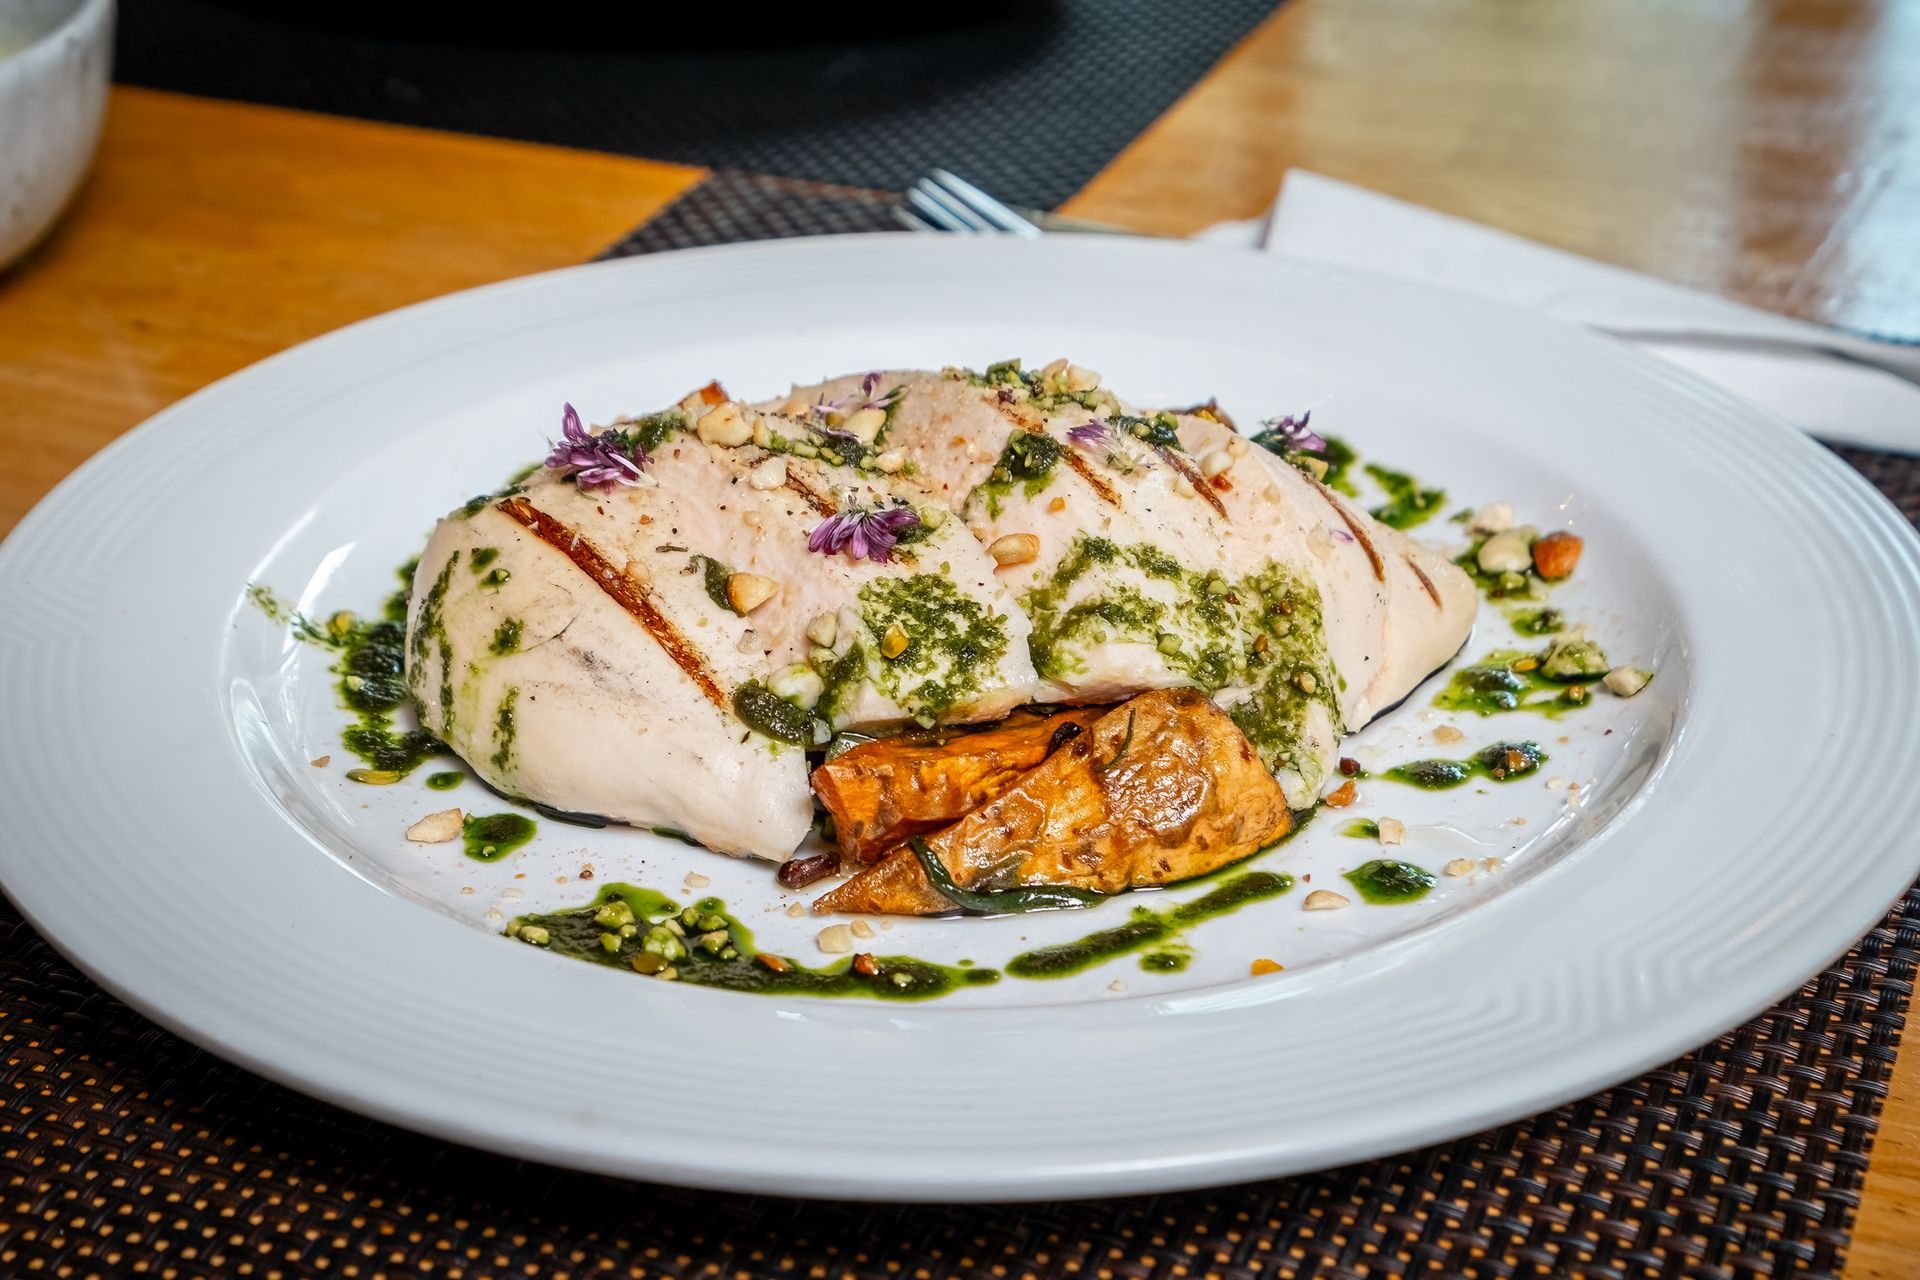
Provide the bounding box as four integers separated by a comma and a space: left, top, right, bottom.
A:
7, 181, 1920, 1280
112, 0, 1280, 210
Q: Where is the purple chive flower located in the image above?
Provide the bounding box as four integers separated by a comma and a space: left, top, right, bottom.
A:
806, 504, 922, 563
1067, 421, 1110, 447
809, 372, 902, 424
1260, 411, 1325, 456
544, 403, 649, 491
1332, 528, 1356, 543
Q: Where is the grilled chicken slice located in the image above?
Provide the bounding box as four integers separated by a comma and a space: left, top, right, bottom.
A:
812, 706, 1107, 864
813, 689, 1293, 916
770, 363, 1477, 805
405, 391, 1038, 860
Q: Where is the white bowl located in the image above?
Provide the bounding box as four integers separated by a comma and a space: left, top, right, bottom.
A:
0, 0, 113, 270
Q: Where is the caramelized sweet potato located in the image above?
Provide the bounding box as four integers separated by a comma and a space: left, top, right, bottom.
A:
814, 689, 1292, 916
811, 707, 1106, 864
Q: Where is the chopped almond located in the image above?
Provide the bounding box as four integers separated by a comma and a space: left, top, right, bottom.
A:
987, 533, 1041, 567
726, 572, 779, 614
1324, 780, 1357, 808
405, 808, 463, 844
1532, 530, 1584, 580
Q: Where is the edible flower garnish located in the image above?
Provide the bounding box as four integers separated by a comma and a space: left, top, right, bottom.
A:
806, 503, 922, 563
811, 372, 905, 422
1068, 420, 1155, 474
544, 403, 650, 491
1255, 411, 1325, 456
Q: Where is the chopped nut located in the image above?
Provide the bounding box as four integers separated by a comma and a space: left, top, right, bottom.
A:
1303, 889, 1350, 911
1444, 858, 1474, 877
787, 902, 805, 918
880, 621, 910, 659
1513, 657, 1540, 672
1466, 502, 1514, 536
1292, 670, 1319, 694
1324, 780, 1357, 808
345, 768, 401, 785
747, 455, 788, 490
579, 864, 594, 880
755, 952, 791, 973
1532, 530, 1584, 580
725, 571, 779, 615
851, 953, 879, 977
309, 755, 330, 768
516, 925, 551, 946
842, 406, 888, 444
1047, 496, 1067, 513
1171, 474, 1197, 498
1376, 817, 1406, 846
1226, 435, 1248, 457
405, 808, 463, 844
1064, 364, 1101, 392
1200, 449, 1234, 479
816, 924, 853, 954
804, 611, 838, 648
987, 533, 1041, 567
1482, 856, 1504, 871
872, 449, 908, 473
684, 871, 711, 889
1603, 666, 1652, 697
769, 663, 824, 709
1546, 775, 1567, 790
1250, 958, 1284, 976
694, 402, 753, 447
850, 919, 875, 939
1476, 527, 1536, 574
1433, 725, 1464, 744
921, 505, 947, 529
1108, 979, 1128, 992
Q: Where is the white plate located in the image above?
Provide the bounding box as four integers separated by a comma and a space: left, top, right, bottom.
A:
3, 235, 1918, 1201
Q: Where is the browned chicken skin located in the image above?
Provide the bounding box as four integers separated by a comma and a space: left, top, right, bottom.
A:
814, 689, 1293, 916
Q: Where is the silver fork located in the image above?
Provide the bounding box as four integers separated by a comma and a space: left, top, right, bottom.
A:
896, 169, 1146, 237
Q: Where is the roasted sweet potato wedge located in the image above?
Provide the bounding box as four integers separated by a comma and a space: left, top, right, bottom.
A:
814, 689, 1292, 916
811, 706, 1107, 864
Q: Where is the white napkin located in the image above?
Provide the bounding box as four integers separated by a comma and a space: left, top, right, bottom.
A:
1200, 171, 1920, 454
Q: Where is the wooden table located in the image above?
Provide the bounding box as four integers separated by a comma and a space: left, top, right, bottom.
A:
3, 1, 1916, 1271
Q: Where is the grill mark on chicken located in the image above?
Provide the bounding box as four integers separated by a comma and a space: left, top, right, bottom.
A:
496, 497, 728, 709
1062, 449, 1121, 507
783, 471, 837, 516
1162, 449, 1229, 520
1405, 555, 1442, 607
1307, 481, 1385, 582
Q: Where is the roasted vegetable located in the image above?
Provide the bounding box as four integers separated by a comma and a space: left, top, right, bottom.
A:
813, 689, 1292, 916
810, 706, 1106, 864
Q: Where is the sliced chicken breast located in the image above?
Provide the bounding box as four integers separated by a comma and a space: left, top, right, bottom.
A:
406, 391, 1038, 859
770, 362, 1477, 805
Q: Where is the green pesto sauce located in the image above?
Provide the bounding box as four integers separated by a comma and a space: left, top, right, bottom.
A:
1454, 535, 1552, 604
469, 548, 500, 574
814, 643, 869, 729
1384, 740, 1547, 789
694, 554, 735, 613
732, 681, 812, 745
976, 430, 1063, 515
464, 812, 536, 862
1433, 649, 1594, 717
489, 618, 523, 656
1341, 818, 1380, 839
512, 884, 999, 1000
857, 574, 1009, 723
248, 562, 447, 780
626, 409, 686, 456
1364, 463, 1446, 530
479, 567, 510, 590
490, 687, 519, 773
426, 771, 465, 791
1509, 606, 1566, 636
1345, 859, 1436, 904
1019, 536, 1339, 784
1005, 870, 1296, 979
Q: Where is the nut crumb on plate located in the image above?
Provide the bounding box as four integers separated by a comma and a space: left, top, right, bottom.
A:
1444, 858, 1474, 877
1303, 889, 1350, 911
1433, 725, 1463, 745
310, 755, 330, 767
786, 902, 805, 918
684, 871, 711, 889
1108, 979, 1128, 993
1376, 817, 1406, 846
816, 924, 853, 954
405, 808, 463, 844
850, 919, 875, 939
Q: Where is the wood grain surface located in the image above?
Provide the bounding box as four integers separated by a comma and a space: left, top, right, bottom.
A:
0, 87, 701, 536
